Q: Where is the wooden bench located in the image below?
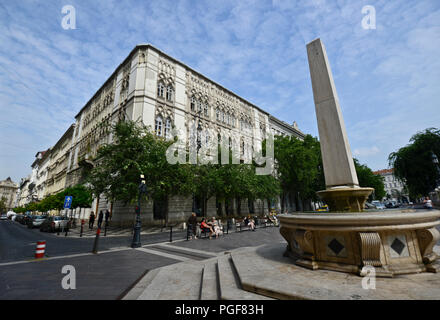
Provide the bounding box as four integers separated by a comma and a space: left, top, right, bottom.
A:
235, 219, 254, 232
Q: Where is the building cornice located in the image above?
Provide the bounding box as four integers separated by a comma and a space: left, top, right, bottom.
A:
74, 44, 275, 119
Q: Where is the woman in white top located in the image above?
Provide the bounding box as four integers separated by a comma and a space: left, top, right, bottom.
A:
211, 217, 222, 238
424, 197, 433, 209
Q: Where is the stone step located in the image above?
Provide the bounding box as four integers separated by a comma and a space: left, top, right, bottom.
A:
200, 260, 219, 300
217, 254, 273, 300
136, 261, 205, 300
122, 268, 160, 300
151, 244, 216, 260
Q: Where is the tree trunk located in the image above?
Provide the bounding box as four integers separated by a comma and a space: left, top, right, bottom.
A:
236, 197, 241, 216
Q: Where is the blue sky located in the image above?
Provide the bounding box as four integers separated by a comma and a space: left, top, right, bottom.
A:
1, 0, 439, 183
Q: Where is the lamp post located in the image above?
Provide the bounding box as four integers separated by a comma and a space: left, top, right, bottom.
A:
131, 174, 147, 248
192, 109, 203, 216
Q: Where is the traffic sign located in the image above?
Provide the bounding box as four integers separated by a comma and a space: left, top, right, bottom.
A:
64, 196, 73, 209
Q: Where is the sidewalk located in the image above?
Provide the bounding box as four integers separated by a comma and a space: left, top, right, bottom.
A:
56, 223, 186, 239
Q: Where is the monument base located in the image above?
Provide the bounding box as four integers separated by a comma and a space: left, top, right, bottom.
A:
279, 209, 440, 277
317, 187, 374, 212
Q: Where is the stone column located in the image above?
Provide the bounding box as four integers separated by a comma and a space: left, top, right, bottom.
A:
306, 38, 358, 188
306, 39, 372, 211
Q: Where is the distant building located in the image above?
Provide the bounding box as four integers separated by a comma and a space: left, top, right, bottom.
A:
0, 177, 18, 211
17, 149, 50, 207
373, 168, 409, 202
45, 125, 74, 197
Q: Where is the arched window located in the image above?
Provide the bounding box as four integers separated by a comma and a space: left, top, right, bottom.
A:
221, 111, 225, 123
206, 132, 210, 144
155, 115, 163, 136
190, 96, 196, 112
204, 103, 209, 117
216, 108, 220, 121
165, 118, 172, 139
166, 86, 173, 101
242, 140, 245, 156
157, 82, 165, 98
197, 100, 202, 112
226, 113, 230, 125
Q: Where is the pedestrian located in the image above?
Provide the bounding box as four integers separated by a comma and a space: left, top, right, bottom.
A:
201, 218, 214, 239
105, 209, 110, 222
211, 216, 222, 238
423, 196, 433, 209
89, 211, 95, 230
97, 210, 104, 229
187, 212, 198, 240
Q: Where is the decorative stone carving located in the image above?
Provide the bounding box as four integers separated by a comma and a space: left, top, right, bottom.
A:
358, 232, 382, 267
280, 210, 440, 276
417, 228, 440, 264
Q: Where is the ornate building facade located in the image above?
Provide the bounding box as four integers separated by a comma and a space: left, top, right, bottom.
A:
62, 44, 304, 225
45, 125, 74, 197
0, 177, 18, 212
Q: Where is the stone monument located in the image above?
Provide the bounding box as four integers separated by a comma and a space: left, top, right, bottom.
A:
279, 38, 440, 276
307, 38, 373, 212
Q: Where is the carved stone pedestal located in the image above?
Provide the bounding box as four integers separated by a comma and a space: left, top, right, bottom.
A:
317, 187, 374, 212
280, 209, 440, 277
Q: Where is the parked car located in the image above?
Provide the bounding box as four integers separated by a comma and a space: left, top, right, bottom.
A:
27, 215, 47, 229
14, 214, 25, 224
385, 200, 400, 208
19, 214, 31, 225
371, 201, 385, 210
0, 214, 8, 221
365, 202, 375, 209
40, 216, 70, 232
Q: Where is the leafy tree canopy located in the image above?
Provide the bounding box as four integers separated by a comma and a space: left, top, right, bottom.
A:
388, 128, 440, 198
353, 159, 386, 200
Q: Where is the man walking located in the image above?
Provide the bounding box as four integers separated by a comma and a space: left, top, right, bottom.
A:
97, 210, 104, 229
89, 211, 95, 230
105, 209, 110, 222
187, 212, 198, 240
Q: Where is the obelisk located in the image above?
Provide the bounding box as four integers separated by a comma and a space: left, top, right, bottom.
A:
306, 38, 372, 211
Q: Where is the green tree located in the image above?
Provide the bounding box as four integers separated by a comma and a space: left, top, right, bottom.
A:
86, 120, 189, 222
0, 196, 7, 214
353, 159, 386, 200
273, 134, 324, 211
388, 128, 440, 198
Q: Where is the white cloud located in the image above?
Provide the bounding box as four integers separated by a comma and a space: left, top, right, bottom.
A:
0, 0, 439, 181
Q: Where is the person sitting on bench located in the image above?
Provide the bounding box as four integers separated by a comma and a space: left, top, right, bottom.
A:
266, 214, 275, 225
244, 215, 256, 231
200, 218, 214, 239
210, 217, 222, 238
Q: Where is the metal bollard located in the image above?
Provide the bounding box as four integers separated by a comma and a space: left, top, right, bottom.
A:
65, 220, 69, 237
169, 226, 173, 242
92, 227, 101, 254
104, 221, 108, 236
80, 219, 84, 237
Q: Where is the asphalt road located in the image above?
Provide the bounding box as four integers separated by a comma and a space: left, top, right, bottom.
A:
0, 220, 187, 263
0, 219, 284, 299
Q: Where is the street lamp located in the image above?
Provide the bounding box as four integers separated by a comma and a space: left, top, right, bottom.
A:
432, 152, 440, 187
131, 174, 147, 248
